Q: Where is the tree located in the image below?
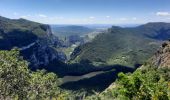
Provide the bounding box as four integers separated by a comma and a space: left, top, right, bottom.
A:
28, 70, 61, 99
95, 65, 170, 100
0, 49, 63, 100
0, 49, 29, 99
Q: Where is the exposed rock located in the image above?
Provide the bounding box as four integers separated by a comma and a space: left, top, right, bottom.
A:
151, 40, 170, 68
20, 26, 66, 69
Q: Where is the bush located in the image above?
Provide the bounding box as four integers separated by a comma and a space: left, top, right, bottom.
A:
0, 49, 63, 99
97, 65, 170, 100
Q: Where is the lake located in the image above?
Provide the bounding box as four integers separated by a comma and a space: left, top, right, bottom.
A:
61, 71, 106, 83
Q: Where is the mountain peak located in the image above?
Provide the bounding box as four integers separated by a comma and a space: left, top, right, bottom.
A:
151, 40, 170, 68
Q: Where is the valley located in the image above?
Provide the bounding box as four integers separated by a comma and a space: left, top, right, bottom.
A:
51, 25, 108, 60
1, 0, 170, 99
61, 71, 106, 84
0, 16, 170, 100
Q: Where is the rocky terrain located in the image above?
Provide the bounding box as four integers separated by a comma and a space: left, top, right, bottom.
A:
151, 40, 170, 68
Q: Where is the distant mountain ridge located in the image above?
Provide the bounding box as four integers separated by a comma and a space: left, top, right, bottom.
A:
70, 22, 170, 67
51, 25, 94, 37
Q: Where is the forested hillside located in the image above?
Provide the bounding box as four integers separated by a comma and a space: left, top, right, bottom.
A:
0, 16, 66, 69
70, 23, 170, 67
86, 41, 170, 100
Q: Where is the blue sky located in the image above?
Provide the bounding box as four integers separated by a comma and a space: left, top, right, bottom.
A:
0, 0, 170, 24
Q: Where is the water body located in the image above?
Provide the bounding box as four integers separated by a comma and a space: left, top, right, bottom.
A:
60, 65, 135, 92
61, 71, 106, 84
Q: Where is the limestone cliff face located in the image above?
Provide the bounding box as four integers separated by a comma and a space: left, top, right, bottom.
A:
0, 16, 66, 69
20, 25, 66, 69
151, 41, 170, 68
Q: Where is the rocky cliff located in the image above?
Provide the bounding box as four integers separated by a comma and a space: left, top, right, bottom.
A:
151, 40, 170, 68
20, 25, 66, 69
0, 16, 66, 69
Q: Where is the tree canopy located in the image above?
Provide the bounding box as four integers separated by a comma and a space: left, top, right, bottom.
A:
0, 49, 64, 100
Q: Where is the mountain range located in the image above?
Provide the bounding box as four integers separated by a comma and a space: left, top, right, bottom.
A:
51, 25, 94, 37
70, 22, 170, 67
0, 15, 170, 99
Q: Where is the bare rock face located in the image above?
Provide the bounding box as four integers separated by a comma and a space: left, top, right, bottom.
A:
20, 25, 66, 69
151, 41, 170, 68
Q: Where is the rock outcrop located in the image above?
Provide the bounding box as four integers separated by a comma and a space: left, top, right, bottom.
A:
19, 23, 66, 69
151, 40, 170, 68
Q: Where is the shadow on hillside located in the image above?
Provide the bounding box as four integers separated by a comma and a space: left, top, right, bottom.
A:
60, 64, 136, 94
145, 28, 170, 40
32, 58, 141, 94
38, 59, 139, 77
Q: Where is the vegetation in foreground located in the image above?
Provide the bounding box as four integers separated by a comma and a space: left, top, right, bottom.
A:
86, 65, 170, 100
0, 49, 69, 100
1, 49, 170, 100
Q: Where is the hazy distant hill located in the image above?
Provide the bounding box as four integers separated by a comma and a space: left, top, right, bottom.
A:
51, 25, 94, 37
70, 22, 170, 67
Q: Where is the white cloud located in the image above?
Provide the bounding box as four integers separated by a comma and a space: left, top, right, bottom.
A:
20, 15, 28, 18
89, 16, 95, 19
106, 16, 111, 18
156, 12, 170, 16
132, 17, 137, 20
47, 16, 64, 20
56, 16, 64, 19
119, 18, 127, 21
20, 15, 32, 19
38, 14, 47, 18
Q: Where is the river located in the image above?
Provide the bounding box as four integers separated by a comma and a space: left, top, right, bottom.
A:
61, 71, 106, 84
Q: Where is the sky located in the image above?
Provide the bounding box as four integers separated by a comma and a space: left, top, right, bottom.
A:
0, 0, 170, 24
